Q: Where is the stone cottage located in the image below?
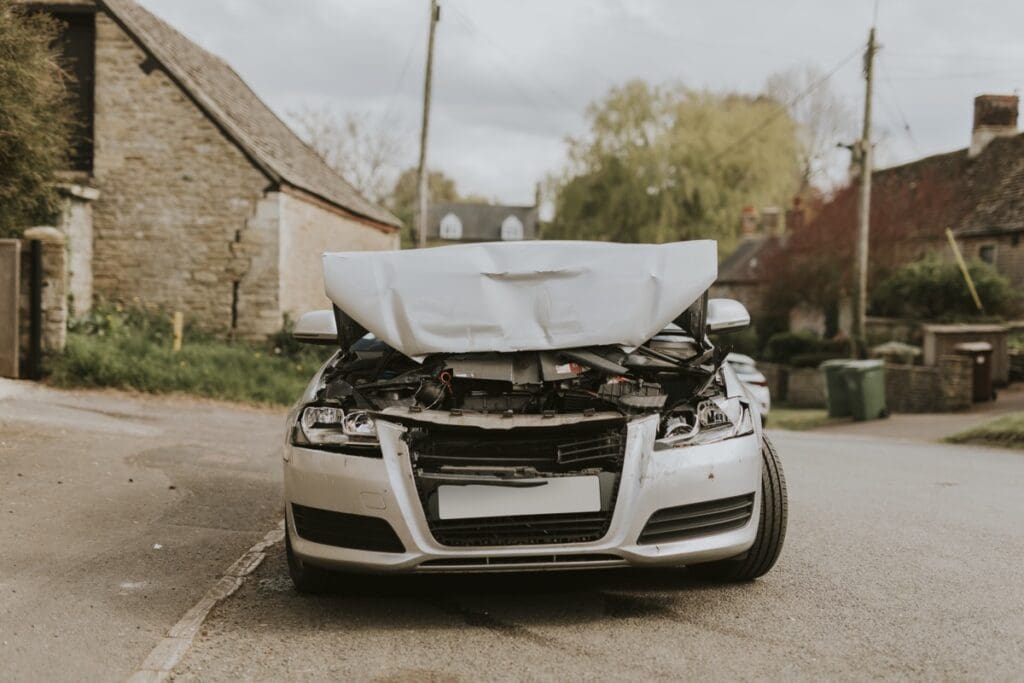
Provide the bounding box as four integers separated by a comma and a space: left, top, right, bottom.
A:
21, 0, 401, 336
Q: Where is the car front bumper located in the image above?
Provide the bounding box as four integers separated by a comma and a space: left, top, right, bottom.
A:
283, 415, 762, 573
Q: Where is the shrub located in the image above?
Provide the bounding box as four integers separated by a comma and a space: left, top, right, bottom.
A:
871, 254, 1018, 321
764, 331, 849, 365
51, 304, 333, 405
0, 4, 73, 236
713, 326, 760, 356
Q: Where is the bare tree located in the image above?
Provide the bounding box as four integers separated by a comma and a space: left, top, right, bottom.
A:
290, 106, 405, 203
765, 66, 855, 191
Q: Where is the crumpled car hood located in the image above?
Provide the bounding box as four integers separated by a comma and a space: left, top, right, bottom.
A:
322, 240, 717, 358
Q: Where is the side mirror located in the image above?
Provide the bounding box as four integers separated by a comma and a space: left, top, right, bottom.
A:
707, 298, 750, 333
292, 310, 338, 345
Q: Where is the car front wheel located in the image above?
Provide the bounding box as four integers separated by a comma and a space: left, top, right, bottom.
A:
285, 525, 334, 594
688, 434, 788, 581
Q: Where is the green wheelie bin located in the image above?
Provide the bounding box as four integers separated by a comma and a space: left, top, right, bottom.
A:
820, 359, 853, 418
841, 360, 888, 421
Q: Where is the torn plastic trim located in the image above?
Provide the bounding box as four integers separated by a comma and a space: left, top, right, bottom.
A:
372, 406, 627, 429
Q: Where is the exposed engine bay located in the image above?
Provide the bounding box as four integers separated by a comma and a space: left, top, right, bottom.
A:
309, 295, 730, 430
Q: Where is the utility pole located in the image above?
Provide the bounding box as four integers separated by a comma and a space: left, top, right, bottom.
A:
853, 27, 877, 357
416, 0, 440, 249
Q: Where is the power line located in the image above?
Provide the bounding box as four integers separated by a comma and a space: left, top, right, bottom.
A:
381, 16, 426, 129
877, 67, 919, 155
886, 50, 1024, 64
883, 70, 1024, 82
444, 1, 580, 112
707, 43, 864, 164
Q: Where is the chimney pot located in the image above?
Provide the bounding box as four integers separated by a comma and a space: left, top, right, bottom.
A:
970, 94, 1019, 158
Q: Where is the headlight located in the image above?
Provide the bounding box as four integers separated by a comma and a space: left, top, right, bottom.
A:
656, 398, 754, 449
291, 405, 379, 450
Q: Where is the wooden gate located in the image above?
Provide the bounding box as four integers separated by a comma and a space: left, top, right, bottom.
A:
0, 240, 19, 378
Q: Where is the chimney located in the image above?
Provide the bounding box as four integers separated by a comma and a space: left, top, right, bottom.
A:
740, 206, 758, 237
969, 94, 1019, 158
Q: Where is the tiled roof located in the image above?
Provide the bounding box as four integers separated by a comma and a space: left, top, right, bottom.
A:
718, 235, 777, 283
101, 0, 401, 229
427, 202, 540, 241
808, 132, 1024, 246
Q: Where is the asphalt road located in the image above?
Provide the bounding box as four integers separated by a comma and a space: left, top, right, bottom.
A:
2, 381, 1023, 681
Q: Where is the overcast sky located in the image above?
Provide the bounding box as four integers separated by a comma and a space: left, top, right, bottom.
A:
142, 0, 1024, 206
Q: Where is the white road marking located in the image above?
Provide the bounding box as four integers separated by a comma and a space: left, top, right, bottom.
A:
126, 521, 285, 683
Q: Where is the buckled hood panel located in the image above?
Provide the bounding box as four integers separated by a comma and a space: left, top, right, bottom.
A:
322, 240, 717, 359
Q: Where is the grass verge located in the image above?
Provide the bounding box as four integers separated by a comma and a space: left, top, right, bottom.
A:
48, 304, 332, 406
945, 412, 1024, 450
766, 405, 844, 431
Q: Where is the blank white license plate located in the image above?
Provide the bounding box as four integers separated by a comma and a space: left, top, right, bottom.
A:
437, 476, 602, 520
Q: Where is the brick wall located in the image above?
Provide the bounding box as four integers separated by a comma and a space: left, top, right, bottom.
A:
277, 191, 399, 320
18, 228, 68, 360
91, 13, 274, 333
884, 355, 972, 413
759, 361, 788, 403
786, 367, 826, 408
962, 233, 1024, 291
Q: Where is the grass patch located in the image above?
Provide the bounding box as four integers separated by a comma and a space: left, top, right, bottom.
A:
945, 412, 1024, 450
766, 405, 843, 431
48, 304, 333, 406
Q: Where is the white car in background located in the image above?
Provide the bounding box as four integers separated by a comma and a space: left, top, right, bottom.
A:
726, 353, 771, 419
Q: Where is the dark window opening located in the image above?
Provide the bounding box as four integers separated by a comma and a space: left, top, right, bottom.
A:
979, 244, 996, 264
231, 281, 240, 331
49, 11, 96, 173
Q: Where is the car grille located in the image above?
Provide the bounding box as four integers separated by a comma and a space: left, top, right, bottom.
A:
292, 504, 405, 553
428, 512, 614, 547
408, 421, 627, 547
410, 421, 626, 472
638, 493, 756, 545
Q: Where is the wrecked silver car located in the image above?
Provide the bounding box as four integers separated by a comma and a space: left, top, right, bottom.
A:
282, 240, 786, 592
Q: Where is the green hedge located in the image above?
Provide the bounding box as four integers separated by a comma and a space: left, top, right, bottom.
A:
49, 304, 332, 406
763, 332, 849, 366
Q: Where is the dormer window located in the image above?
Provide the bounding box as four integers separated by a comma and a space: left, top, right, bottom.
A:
439, 212, 463, 240
501, 215, 524, 241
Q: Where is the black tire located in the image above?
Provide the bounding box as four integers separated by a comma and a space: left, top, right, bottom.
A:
688, 434, 788, 581
286, 526, 334, 594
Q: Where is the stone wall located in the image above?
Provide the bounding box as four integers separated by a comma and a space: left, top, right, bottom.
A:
91, 13, 273, 333
884, 355, 973, 413
18, 228, 68, 366
56, 183, 99, 316
277, 191, 399, 320
786, 367, 826, 408
759, 361, 788, 403
960, 232, 1024, 291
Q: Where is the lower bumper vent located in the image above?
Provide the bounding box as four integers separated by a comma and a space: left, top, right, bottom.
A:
419, 553, 623, 568
429, 512, 612, 547
638, 493, 755, 545
292, 504, 405, 553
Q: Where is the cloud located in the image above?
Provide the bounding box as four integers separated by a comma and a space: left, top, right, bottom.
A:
142, 0, 1024, 204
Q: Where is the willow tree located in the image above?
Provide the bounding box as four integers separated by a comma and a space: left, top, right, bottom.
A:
548, 80, 802, 249
0, 1, 72, 237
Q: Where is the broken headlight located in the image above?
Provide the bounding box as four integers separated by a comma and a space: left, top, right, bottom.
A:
656, 398, 754, 449
291, 405, 380, 451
